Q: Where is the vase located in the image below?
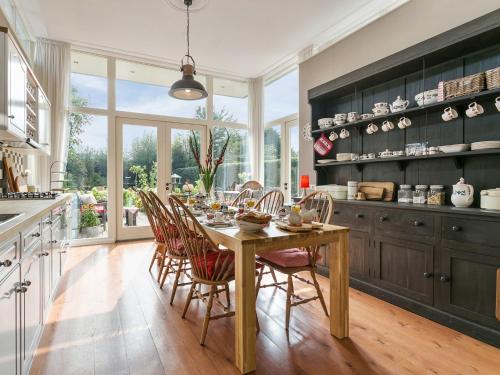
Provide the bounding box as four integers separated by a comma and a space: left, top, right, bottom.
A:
199, 174, 216, 199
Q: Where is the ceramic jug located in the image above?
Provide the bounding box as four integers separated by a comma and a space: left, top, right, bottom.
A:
390, 96, 409, 112
451, 177, 474, 208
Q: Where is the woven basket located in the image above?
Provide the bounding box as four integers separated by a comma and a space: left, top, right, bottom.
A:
443, 72, 486, 100
485, 67, 500, 90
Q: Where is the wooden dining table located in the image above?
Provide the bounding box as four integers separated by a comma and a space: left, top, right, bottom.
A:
200, 220, 350, 374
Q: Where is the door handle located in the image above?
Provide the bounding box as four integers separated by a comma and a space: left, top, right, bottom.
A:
8, 115, 15, 119
165, 183, 171, 191
284, 182, 288, 191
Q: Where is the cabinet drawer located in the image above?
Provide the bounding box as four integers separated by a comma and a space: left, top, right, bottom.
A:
0, 235, 19, 280
332, 206, 370, 231
442, 217, 500, 249
374, 209, 434, 238
23, 221, 42, 251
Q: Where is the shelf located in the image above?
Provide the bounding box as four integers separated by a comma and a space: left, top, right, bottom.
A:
315, 148, 500, 171
312, 87, 500, 134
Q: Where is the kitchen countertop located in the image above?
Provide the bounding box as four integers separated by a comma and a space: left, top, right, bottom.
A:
0, 194, 72, 243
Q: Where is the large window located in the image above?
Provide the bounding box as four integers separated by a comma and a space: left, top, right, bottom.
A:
65, 114, 108, 240
264, 69, 298, 123
213, 78, 248, 124
116, 59, 207, 119
264, 125, 281, 190
71, 52, 108, 109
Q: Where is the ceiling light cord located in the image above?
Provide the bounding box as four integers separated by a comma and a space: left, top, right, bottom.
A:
186, 1, 190, 58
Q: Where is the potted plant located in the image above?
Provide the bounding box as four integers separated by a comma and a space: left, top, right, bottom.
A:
80, 208, 101, 237
189, 129, 230, 197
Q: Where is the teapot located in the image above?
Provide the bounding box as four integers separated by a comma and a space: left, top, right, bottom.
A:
390, 96, 410, 113
451, 177, 474, 208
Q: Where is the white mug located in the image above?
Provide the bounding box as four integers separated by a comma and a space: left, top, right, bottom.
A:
366, 123, 378, 134
214, 212, 224, 222
398, 117, 412, 129
340, 129, 350, 139
441, 107, 458, 122
382, 120, 394, 132
329, 131, 338, 141
347, 181, 358, 200
495, 97, 500, 112
465, 102, 484, 118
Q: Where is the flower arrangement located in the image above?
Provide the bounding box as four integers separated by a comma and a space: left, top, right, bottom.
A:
189, 129, 230, 196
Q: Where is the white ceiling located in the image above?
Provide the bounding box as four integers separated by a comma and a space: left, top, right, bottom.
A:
18, 0, 407, 78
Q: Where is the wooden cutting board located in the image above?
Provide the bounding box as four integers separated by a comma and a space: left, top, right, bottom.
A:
2, 157, 14, 192
10, 168, 19, 192
276, 222, 323, 232
358, 182, 396, 201
358, 186, 384, 200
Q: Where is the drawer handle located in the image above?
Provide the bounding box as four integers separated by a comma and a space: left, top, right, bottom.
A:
41, 252, 49, 257
16, 286, 27, 293
45, 220, 53, 225
414, 221, 423, 227
51, 240, 58, 244
31, 232, 41, 238
423, 272, 433, 278
333, 211, 340, 215
355, 213, 364, 219
452, 225, 461, 232
22, 280, 31, 287
0, 259, 12, 267
8, 115, 15, 119
379, 216, 388, 222
440, 275, 450, 282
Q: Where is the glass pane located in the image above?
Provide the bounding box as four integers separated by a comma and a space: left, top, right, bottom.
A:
71, 52, 108, 109
65, 114, 108, 240
289, 125, 300, 198
116, 59, 207, 119
213, 78, 248, 124
264, 125, 281, 190
213, 128, 250, 192
122, 125, 158, 227
170, 128, 200, 193
264, 69, 298, 123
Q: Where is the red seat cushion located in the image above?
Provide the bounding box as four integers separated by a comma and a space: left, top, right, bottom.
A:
193, 250, 235, 279
259, 248, 312, 268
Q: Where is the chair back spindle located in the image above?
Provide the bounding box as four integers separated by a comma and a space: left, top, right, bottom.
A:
255, 189, 284, 215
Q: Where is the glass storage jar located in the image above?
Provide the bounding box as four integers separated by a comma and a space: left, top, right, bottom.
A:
428, 185, 445, 205
413, 185, 428, 204
398, 185, 413, 203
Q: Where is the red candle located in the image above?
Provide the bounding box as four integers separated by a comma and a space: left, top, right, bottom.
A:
300, 175, 310, 189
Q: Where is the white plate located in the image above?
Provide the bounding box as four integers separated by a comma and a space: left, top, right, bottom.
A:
471, 141, 500, 150
317, 159, 337, 164
439, 144, 470, 153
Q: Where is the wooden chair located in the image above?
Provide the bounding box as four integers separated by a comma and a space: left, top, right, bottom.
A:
241, 180, 263, 191
168, 195, 236, 345
255, 189, 284, 215
256, 190, 334, 330
148, 192, 192, 305
231, 188, 253, 206
138, 190, 166, 281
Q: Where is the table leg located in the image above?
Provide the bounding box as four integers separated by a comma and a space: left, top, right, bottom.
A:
329, 231, 349, 338
235, 244, 257, 373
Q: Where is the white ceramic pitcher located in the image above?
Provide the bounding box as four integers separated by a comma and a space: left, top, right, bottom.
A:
451, 177, 474, 208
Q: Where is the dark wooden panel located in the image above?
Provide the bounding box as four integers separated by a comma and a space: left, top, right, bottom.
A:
442, 216, 500, 250
348, 230, 371, 281
373, 208, 435, 240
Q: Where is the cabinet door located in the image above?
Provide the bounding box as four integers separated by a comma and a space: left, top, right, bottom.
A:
0, 266, 21, 375
349, 230, 372, 280
41, 228, 51, 311
436, 247, 500, 332
51, 218, 62, 286
20, 248, 41, 371
7, 39, 26, 134
37, 90, 51, 153
374, 236, 434, 305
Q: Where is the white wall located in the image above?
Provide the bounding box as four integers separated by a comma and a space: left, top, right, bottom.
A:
299, 0, 500, 184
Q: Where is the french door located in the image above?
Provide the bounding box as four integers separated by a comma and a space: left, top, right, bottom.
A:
116, 117, 205, 240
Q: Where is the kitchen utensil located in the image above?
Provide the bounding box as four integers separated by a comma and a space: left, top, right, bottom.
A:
347, 112, 359, 122
360, 113, 373, 120
465, 102, 484, 118
330, 185, 348, 200
347, 181, 358, 200
471, 141, 500, 150
358, 186, 384, 200
398, 117, 411, 129
451, 177, 474, 208
439, 144, 470, 153
382, 120, 394, 132
378, 149, 393, 158
366, 123, 378, 134
336, 153, 356, 161
442, 107, 458, 121
358, 182, 396, 201
276, 221, 322, 232
318, 118, 334, 128
8, 167, 18, 192
390, 96, 409, 113
2, 157, 14, 192
329, 131, 338, 141
480, 189, 500, 210
415, 89, 438, 106
340, 129, 350, 139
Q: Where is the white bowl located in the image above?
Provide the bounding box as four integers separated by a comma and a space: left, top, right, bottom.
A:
236, 220, 268, 233
471, 141, 500, 150
415, 89, 439, 106
439, 144, 470, 153
336, 153, 356, 161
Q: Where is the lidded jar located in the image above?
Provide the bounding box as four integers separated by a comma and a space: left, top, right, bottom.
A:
428, 185, 445, 205
398, 184, 413, 203
413, 185, 428, 204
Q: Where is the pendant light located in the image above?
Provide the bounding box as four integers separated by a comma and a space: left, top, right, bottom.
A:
169, 0, 208, 100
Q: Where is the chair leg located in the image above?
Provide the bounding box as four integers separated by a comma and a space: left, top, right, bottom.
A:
269, 267, 278, 283
200, 285, 216, 345
285, 275, 293, 331
148, 244, 159, 272
224, 284, 231, 308
156, 246, 168, 283
169, 259, 184, 305
311, 270, 329, 317
182, 282, 196, 319
255, 266, 264, 299
159, 257, 172, 289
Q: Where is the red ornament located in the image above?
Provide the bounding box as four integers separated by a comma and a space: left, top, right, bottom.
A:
313, 133, 333, 156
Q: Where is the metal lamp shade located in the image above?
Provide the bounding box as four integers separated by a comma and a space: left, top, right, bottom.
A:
169, 64, 208, 100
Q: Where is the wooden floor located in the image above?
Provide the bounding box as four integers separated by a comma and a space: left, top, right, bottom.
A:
30, 241, 500, 375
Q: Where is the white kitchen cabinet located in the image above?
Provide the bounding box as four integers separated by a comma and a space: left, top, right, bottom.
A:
37, 89, 51, 155
0, 263, 21, 375
7, 37, 26, 135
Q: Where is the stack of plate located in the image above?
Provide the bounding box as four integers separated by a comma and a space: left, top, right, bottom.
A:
471, 141, 500, 150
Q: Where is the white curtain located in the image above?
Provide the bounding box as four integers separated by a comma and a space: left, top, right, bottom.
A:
248, 77, 264, 182
34, 38, 71, 190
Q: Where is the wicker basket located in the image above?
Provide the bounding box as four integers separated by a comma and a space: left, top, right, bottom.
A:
443, 72, 486, 100
485, 67, 500, 90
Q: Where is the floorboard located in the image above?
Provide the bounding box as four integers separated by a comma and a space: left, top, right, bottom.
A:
29, 240, 500, 375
